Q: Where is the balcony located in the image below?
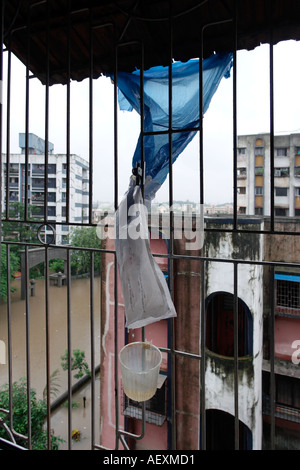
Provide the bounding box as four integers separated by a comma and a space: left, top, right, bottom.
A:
237, 168, 247, 179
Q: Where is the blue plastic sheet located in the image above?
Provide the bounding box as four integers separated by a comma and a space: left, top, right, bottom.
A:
109, 53, 233, 329
114, 52, 233, 196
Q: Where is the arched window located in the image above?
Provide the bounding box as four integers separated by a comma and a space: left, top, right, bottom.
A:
206, 292, 253, 357
206, 409, 252, 450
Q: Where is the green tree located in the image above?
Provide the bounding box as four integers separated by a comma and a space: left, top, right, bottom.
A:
0, 378, 63, 450
1, 202, 42, 286
0, 244, 20, 301
68, 226, 101, 275
61, 349, 91, 379
49, 259, 65, 273
1, 202, 41, 245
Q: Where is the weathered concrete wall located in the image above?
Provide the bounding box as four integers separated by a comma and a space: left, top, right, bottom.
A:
264, 218, 300, 264
203, 218, 264, 449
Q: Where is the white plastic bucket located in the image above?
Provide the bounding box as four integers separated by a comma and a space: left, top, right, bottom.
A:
119, 342, 162, 402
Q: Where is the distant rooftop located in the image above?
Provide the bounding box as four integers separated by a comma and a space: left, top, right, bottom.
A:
19, 133, 54, 155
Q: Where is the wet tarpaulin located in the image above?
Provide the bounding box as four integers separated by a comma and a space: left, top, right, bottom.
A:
111, 53, 233, 329
116, 52, 233, 202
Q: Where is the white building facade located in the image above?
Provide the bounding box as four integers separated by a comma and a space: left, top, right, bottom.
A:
237, 133, 300, 217
2, 133, 89, 244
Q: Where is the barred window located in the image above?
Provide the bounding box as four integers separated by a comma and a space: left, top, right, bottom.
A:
276, 280, 300, 310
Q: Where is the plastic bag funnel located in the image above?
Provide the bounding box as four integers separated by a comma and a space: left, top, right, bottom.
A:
119, 342, 162, 402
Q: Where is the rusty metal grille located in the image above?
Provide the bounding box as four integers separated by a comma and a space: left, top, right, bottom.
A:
0, 0, 300, 452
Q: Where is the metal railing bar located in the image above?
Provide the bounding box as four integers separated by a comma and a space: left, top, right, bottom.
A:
0, 1, 2, 270
160, 346, 201, 361
24, 245, 32, 449
1, 239, 110, 253
118, 401, 146, 442
43, 1, 50, 225
2, 238, 300, 270
201, 226, 300, 237
199, 29, 205, 450
232, 1, 238, 231
199, 22, 204, 207
5, 42, 11, 220
24, 10, 31, 223
9, 0, 214, 37
151, 250, 300, 270
117, 0, 140, 44
1, 219, 101, 228
3, 0, 22, 40
170, 254, 300, 269
200, 260, 206, 449
142, 125, 201, 137
140, 37, 147, 428
0, 422, 15, 445
114, 40, 119, 215
269, 0, 275, 233
114, 38, 148, 450
4, 247, 28, 445
66, 0, 71, 225
116, 0, 210, 23
197, 16, 234, 449
0, 437, 26, 450
167, 3, 177, 450
90, 251, 95, 449
119, 433, 130, 450
66, 247, 72, 450
44, 245, 51, 449
92, 21, 114, 31
140, 41, 145, 201
113, 36, 120, 450
6, 245, 13, 431
114, 28, 144, 452
269, 265, 276, 449
3, 216, 300, 238
93, 442, 113, 450
9, 4, 93, 35
89, 8, 94, 226
113, 252, 119, 448
233, 261, 239, 449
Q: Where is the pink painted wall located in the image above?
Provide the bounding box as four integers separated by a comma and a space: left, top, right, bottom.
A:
100, 229, 170, 450
99, 237, 126, 450
100, 225, 201, 450
275, 316, 300, 361
126, 321, 169, 450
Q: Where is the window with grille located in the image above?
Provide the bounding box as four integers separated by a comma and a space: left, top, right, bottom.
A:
275, 187, 288, 197
276, 278, 300, 313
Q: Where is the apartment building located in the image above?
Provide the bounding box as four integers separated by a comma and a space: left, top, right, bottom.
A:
2, 133, 89, 244
237, 133, 300, 217
99, 214, 300, 450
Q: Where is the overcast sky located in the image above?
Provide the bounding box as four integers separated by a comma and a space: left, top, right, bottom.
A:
3, 39, 300, 206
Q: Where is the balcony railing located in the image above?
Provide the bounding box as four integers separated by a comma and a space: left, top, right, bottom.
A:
1, 0, 300, 453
